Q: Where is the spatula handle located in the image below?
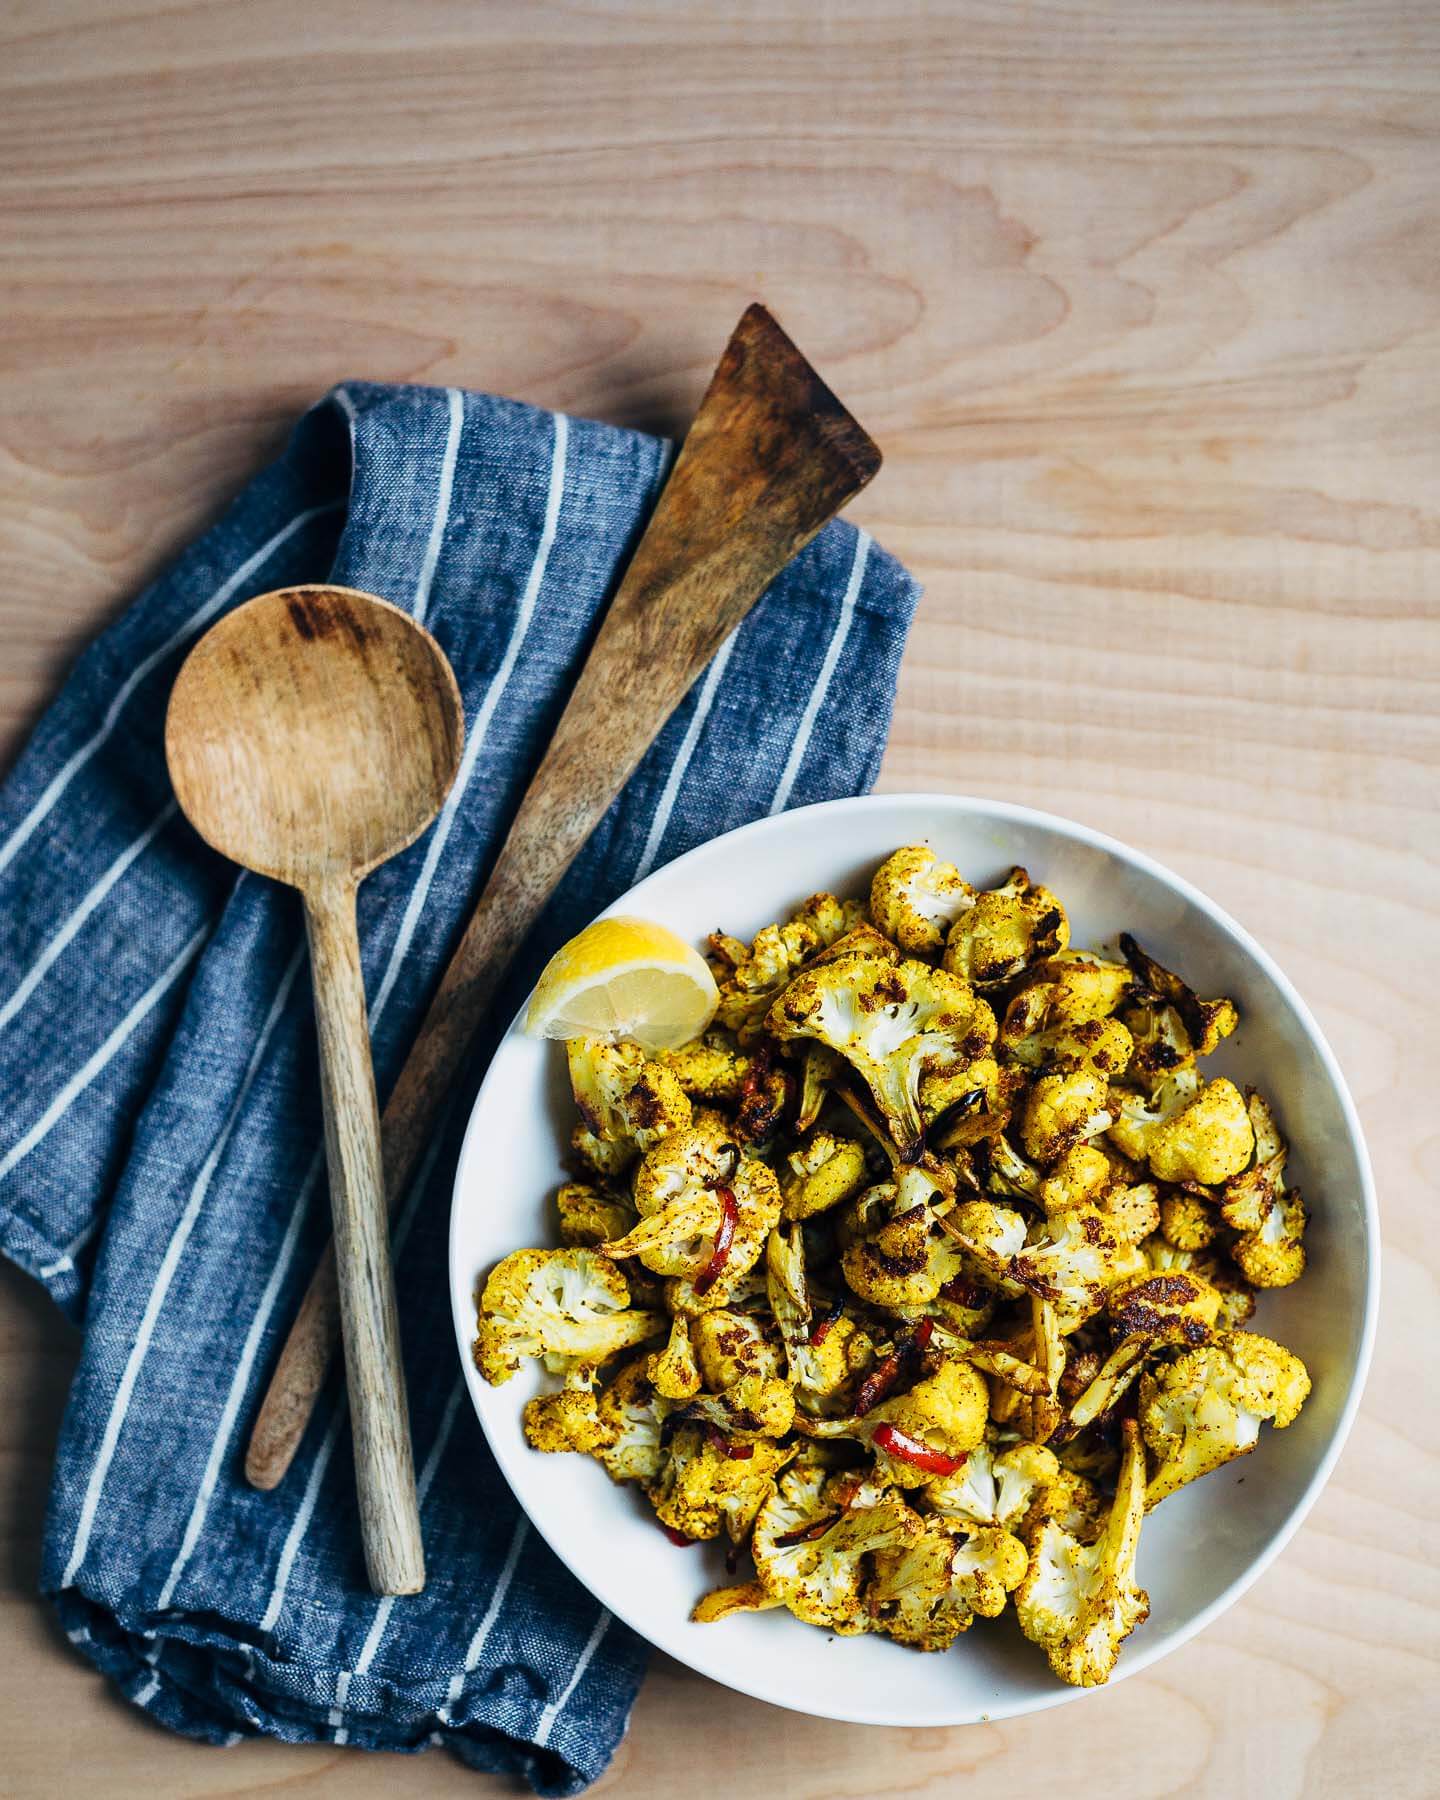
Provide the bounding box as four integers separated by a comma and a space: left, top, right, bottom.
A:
301, 878, 425, 1595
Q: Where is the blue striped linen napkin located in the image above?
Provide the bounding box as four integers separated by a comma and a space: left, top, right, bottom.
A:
0, 380, 918, 1794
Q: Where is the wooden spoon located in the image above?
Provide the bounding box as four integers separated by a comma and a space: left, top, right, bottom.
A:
245, 302, 882, 1490
166, 586, 464, 1594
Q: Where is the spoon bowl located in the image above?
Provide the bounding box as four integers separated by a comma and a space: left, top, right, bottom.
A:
166, 585, 463, 884
166, 583, 464, 1596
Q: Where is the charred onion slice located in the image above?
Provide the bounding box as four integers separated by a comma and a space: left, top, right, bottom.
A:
772, 1510, 843, 1549
852, 1318, 934, 1416
692, 1186, 738, 1295
809, 1297, 845, 1346
705, 1423, 755, 1460
871, 1423, 967, 1476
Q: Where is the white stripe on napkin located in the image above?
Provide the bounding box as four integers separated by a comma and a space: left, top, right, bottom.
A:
533, 1608, 613, 1748
633, 629, 739, 882
0, 920, 209, 1188
0, 799, 178, 1037
330, 1380, 466, 1743
412, 389, 464, 627
59, 944, 304, 1587
437, 1512, 530, 1724
368, 411, 566, 1029
0, 502, 343, 880
259, 1404, 345, 1633
768, 529, 870, 816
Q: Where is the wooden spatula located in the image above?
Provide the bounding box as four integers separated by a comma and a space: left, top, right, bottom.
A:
245, 302, 881, 1490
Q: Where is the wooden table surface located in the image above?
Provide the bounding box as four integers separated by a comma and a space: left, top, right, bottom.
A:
2, 2, 1436, 1794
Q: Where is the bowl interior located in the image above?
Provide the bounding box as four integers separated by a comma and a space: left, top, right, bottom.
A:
449, 794, 1376, 1726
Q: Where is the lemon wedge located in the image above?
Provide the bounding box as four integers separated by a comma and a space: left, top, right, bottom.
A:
524, 915, 719, 1052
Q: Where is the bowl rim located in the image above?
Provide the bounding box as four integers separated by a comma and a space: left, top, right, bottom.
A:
449, 790, 1379, 1725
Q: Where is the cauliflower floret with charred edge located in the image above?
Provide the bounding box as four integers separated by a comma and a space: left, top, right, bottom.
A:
1140, 1329, 1311, 1508
768, 954, 981, 1161
943, 867, 1069, 988
869, 845, 977, 958
925, 1439, 1063, 1536
646, 1313, 702, 1400
708, 894, 865, 1043
474, 1249, 664, 1385
645, 1423, 792, 1543
1142, 1237, 1256, 1329
567, 1037, 692, 1177
1119, 932, 1238, 1078
945, 1199, 1123, 1333
1101, 1181, 1162, 1247
1159, 1187, 1219, 1251
1019, 1066, 1114, 1167
594, 1356, 670, 1483
748, 1459, 923, 1631
841, 1165, 975, 1310
678, 1369, 797, 1441
765, 1222, 875, 1414
1220, 1090, 1307, 1288
808, 1358, 990, 1489
868, 1518, 1027, 1649
1066, 1267, 1222, 1432
781, 1131, 870, 1220
658, 1029, 752, 1102
1016, 1418, 1150, 1687
690, 1307, 785, 1391
1110, 1071, 1253, 1187
1000, 953, 1135, 1051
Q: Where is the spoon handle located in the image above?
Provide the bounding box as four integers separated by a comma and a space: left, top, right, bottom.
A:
246, 303, 880, 1491
303, 878, 425, 1595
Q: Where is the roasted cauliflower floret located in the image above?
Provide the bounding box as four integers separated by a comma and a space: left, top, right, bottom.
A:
1016, 1419, 1150, 1687
942, 867, 1069, 987
1067, 1267, 1222, 1431
567, 1037, 692, 1177
1019, 1066, 1114, 1166
750, 1460, 922, 1631
1220, 1090, 1307, 1288
690, 1307, 784, 1391
1100, 1180, 1162, 1246
767, 953, 981, 1160
1119, 933, 1238, 1077
1140, 1330, 1311, 1507
1142, 1237, 1257, 1329
658, 1029, 752, 1102
868, 1519, 1026, 1649
554, 1181, 634, 1248
680, 1369, 797, 1441
840, 1166, 969, 1309
1158, 1188, 1219, 1251
645, 1423, 792, 1543
947, 1199, 1123, 1333
474, 1249, 663, 1385
522, 1361, 614, 1455
781, 1131, 870, 1220
869, 845, 976, 958
594, 1356, 669, 1483
1146, 1076, 1254, 1186
858, 1359, 990, 1488
709, 893, 865, 1043
925, 1439, 1062, 1536
646, 1313, 702, 1400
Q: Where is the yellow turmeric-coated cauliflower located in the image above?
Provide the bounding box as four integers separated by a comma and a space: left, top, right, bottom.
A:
522, 1361, 614, 1455
749, 1460, 923, 1631
554, 1180, 634, 1248
1158, 1187, 1220, 1251
868, 1518, 1027, 1649
474, 1249, 663, 1385
1142, 1236, 1257, 1329
942, 867, 1069, 988
1066, 1266, 1222, 1431
1220, 1090, 1307, 1288
781, 1131, 870, 1220
1140, 1329, 1311, 1508
1000, 954, 1135, 1056
1100, 1180, 1163, 1246
1016, 1419, 1150, 1687
869, 845, 977, 958
708, 893, 865, 1043
646, 1313, 702, 1400
690, 1307, 784, 1391
1119, 933, 1238, 1078
566, 1037, 692, 1177
840, 1166, 968, 1308
681, 1370, 797, 1442
594, 1356, 669, 1483
767, 953, 981, 1160
1146, 1076, 1254, 1186
1019, 1066, 1114, 1166
925, 1438, 1063, 1536
948, 1198, 1123, 1333
645, 1423, 793, 1543
805, 1358, 989, 1489
658, 1028, 752, 1102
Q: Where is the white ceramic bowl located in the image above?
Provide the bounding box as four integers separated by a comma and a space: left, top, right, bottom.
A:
449, 794, 1377, 1726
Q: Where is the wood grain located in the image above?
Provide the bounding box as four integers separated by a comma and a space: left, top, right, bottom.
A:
166, 585, 469, 1589
2, 0, 1437, 1795
246, 302, 879, 1488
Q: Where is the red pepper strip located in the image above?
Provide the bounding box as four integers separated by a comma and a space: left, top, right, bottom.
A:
871, 1423, 967, 1477
939, 1275, 989, 1310
705, 1424, 755, 1461
852, 1319, 933, 1416
692, 1186, 738, 1295
772, 1510, 843, 1549
660, 1523, 695, 1546
809, 1297, 845, 1346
